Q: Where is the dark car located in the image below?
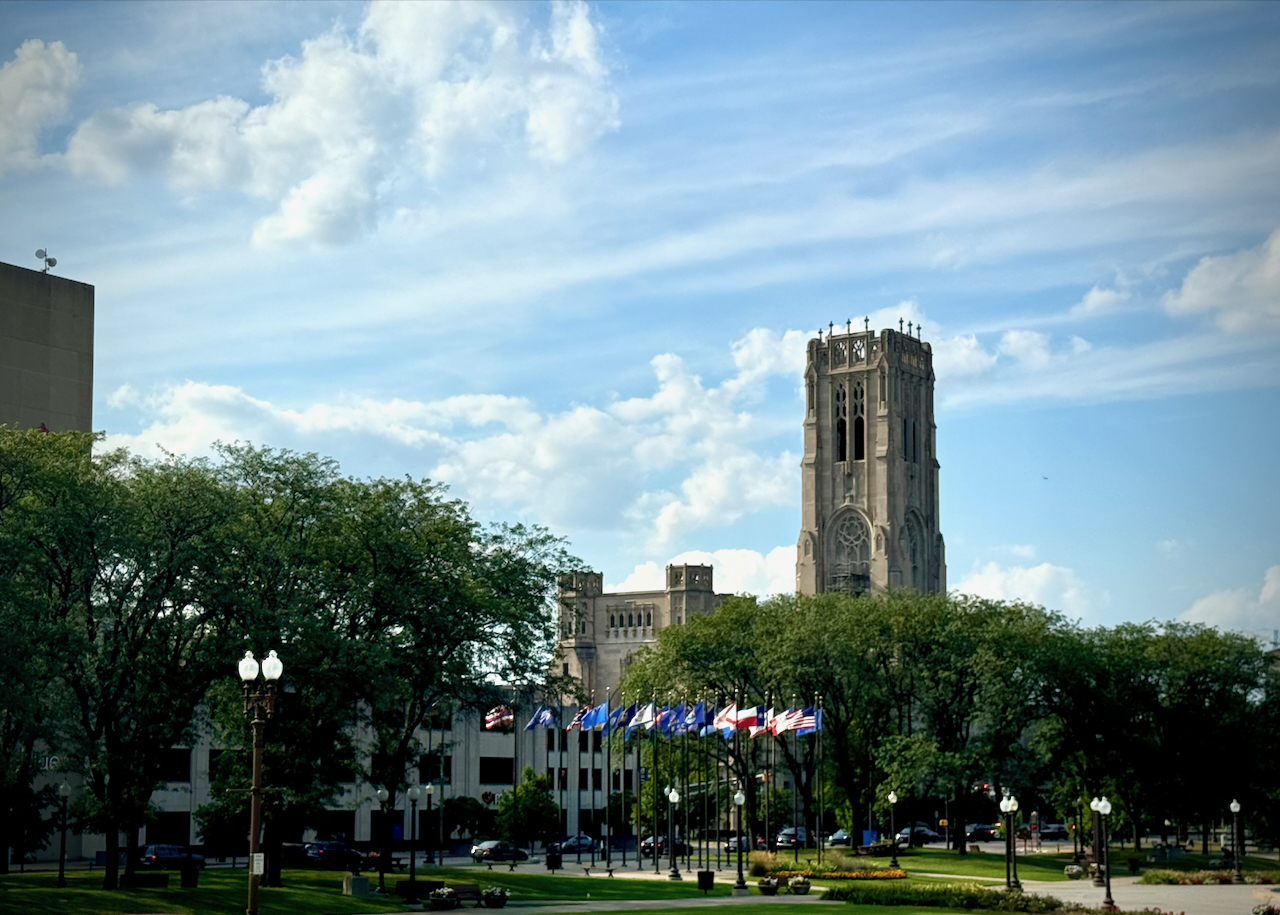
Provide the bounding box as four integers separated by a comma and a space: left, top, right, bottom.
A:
471, 840, 529, 863
898, 826, 942, 844
828, 828, 852, 847
139, 844, 205, 870
966, 826, 999, 842
305, 841, 364, 871
548, 834, 599, 854
1040, 824, 1069, 841
775, 826, 808, 849
639, 835, 688, 858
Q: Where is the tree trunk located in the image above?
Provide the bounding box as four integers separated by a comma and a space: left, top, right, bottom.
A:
123, 820, 140, 881
1201, 820, 1209, 855
102, 826, 119, 889
954, 783, 968, 855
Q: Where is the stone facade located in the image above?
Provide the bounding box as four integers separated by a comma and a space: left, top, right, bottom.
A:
555, 564, 727, 701
0, 261, 94, 433
795, 324, 945, 594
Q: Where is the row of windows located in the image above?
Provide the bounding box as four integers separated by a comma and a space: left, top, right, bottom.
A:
547, 768, 637, 791
609, 611, 652, 627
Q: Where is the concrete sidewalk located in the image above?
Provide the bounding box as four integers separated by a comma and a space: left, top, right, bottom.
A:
1013, 875, 1275, 915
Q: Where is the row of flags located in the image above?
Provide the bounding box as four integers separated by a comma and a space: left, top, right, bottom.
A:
497, 700, 823, 740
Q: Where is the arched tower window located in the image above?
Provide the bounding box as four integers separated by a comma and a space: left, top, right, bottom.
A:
879, 368, 887, 404
906, 514, 925, 589
827, 513, 871, 594
852, 381, 865, 460
834, 384, 847, 462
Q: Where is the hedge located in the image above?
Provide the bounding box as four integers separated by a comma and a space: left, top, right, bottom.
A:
823, 882, 1064, 912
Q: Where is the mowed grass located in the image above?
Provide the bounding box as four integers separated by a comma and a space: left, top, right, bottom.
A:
0, 862, 741, 915
0, 866, 407, 915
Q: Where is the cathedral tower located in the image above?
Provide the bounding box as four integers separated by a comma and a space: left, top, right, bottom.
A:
796, 322, 945, 594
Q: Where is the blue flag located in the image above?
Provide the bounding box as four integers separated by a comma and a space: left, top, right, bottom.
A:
523, 706, 556, 731
602, 703, 628, 736
583, 701, 609, 730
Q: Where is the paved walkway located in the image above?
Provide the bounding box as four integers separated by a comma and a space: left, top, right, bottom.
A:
1018, 874, 1276, 915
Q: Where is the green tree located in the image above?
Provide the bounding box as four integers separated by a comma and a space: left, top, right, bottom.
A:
496, 767, 559, 847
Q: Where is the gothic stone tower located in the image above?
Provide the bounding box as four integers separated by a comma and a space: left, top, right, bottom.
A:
796, 323, 945, 595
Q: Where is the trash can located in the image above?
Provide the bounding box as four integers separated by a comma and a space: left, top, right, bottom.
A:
545, 851, 562, 871
697, 870, 715, 894
180, 863, 199, 888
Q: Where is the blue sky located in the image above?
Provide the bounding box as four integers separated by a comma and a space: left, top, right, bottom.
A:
2, 1, 1278, 636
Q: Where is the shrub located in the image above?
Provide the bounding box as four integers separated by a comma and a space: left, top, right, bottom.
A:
824, 882, 1064, 912
1140, 869, 1280, 886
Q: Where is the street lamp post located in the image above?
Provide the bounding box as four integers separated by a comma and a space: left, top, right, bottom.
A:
1090, 797, 1114, 909
887, 792, 899, 870
407, 785, 422, 900
1230, 800, 1243, 884
999, 791, 1020, 891
1073, 798, 1084, 865
56, 783, 71, 888
733, 789, 747, 895
239, 649, 283, 915
425, 782, 436, 864
375, 787, 390, 894
667, 787, 682, 880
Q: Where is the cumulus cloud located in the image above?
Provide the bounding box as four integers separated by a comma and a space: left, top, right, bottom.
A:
956, 560, 1092, 616
1163, 229, 1280, 332
103, 326, 799, 549
933, 333, 997, 379
997, 329, 1052, 370
606, 546, 795, 596
60, 0, 617, 244
1180, 565, 1280, 638
1071, 285, 1128, 315
0, 39, 80, 173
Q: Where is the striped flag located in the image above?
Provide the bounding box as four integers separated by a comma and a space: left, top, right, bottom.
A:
773, 707, 802, 734
485, 705, 515, 730
735, 704, 764, 730
749, 707, 774, 739
566, 705, 590, 730
794, 707, 821, 736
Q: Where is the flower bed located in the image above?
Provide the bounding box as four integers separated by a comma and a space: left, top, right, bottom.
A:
824, 882, 1065, 912
772, 868, 907, 881
1140, 869, 1279, 885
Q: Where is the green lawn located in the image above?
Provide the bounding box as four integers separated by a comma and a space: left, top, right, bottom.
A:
0, 863, 740, 915
883, 847, 1075, 882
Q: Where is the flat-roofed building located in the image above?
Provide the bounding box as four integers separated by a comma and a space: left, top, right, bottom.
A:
0, 260, 94, 432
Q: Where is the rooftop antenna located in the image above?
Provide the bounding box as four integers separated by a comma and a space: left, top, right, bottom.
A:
35, 249, 57, 274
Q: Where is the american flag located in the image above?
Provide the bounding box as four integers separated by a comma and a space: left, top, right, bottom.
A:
484, 705, 515, 730
794, 707, 821, 736
565, 705, 590, 730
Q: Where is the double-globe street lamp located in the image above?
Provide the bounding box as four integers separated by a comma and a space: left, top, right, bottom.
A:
239, 649, 283, 915
887, 792, 899, 870
406, 785, 423, 901
732, 789, 747, 895
1230, 799, 1244, 884
375, 787, 391, 894
998, 791, 1020, 891
1089, 796, 1114, 909
664, 786, 682, 881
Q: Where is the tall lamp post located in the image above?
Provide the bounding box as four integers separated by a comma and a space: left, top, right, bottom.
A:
406, 785, 422, 899
375, 788, 390, 894
425, 782, 436, 864
1073, 797, 1084, 865
887, 792, 899, 870
239, 649, 283, 915
999, 791, 1020, 890
732, 789, 747, 895
1230, 800, 1243, 884
1090, 797, 1114, 909
666, 787, 682, 880
56, 783, 71, 888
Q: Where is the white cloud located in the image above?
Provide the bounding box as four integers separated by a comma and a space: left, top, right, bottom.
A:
956, 560, 1092, 616
998, 330, 1052, 370
1163, 229, 1280, 331
1157, 539, 1179, 555
933, 333, 997, 379
0, 39, 80, 173
103, 326, 800, 549
1009, 544, 1037, 559
60, 0, 617, 244
1071, 285, 1128, 315
1180, 566, 1280, 638
606, 546, 795, 597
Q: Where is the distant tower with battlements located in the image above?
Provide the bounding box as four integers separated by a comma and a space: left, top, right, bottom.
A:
796, 322, 945, 595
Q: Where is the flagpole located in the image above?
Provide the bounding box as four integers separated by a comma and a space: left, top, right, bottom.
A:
791, 693, 799, 866
700, 700, 707, 872
764, 690, 771, 851
816, 693, 823, 867
604, 687, 611, 868
619, 694, 626, 870
652, 695, 659, 875
576, 698, 584, 866
715, 695, 722, 871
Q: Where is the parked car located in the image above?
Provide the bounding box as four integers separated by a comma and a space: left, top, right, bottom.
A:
966, 826, 999, 842
1040, 824, 1069, 841
723, 835, 751, 852
639, 835, 688, 858
305, 841, 364, 871
897, 826, 942, 844
138, 844, 205, 870
471, 840, 529, 863
828, 828, 853, 847
548, 834, 599, 854
775, 826, 808, 849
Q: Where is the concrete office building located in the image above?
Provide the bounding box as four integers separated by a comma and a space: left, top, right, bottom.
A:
0, 260, 94, 433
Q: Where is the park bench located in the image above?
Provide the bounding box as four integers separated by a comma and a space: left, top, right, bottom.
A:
484, 860, 522, 871
582, 864, 615, 877
450, 882, 484, 906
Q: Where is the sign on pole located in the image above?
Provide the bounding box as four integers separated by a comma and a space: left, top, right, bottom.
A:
251, 853, 265, 875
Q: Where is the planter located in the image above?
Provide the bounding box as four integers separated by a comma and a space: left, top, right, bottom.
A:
482, 896, 508, 908
758, 881, 779, 896
789, 881, 812, 896
430, 897, 460, 910
1064, 865, 1086, 880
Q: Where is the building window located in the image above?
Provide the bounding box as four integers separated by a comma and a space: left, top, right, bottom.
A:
852, 381, 865, 461
834, 383, 847, 462
880, 368, 887, 404
828, 513, 871, 594
645, 612, 651, 626
158, 748, 191, 783
609, 614, 615, 628
478, 757, 514, 785
627, 612, 633, 627
418, 753, 453, 784
546, 729, 556, 751
592, 768, 603, 790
